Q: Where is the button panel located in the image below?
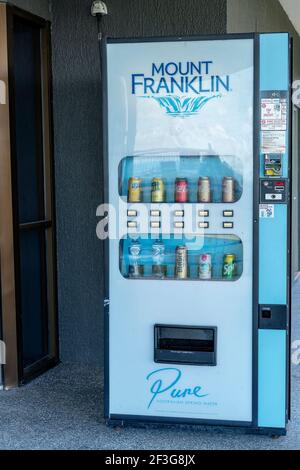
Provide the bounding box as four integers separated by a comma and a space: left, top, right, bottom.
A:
260, 179, 288, 204
199, 222, 209, 229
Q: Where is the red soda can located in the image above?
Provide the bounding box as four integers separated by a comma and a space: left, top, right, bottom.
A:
175, 178, 189, 203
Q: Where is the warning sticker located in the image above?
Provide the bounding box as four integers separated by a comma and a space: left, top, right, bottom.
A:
259, 205, 275, 219
262, 131, 286, 154
261, 95, 287, 131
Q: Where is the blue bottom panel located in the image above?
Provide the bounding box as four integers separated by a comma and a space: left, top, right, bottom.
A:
258, 330, 286, 429
259, 205, 287, 306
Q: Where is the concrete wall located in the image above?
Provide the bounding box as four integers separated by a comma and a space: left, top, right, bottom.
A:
227, 0, 300, 277
51, 0, 227, 364
0, 0, 50, 19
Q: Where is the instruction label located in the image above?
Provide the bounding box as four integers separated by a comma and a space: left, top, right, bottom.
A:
262, 130, 286, 154
261, 92, 287, 131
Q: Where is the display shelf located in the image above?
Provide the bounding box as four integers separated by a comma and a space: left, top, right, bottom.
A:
119, 155, 243, 204
120, 234, 243, 282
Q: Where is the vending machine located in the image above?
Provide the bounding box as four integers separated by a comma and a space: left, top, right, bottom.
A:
103, 33, 292, 435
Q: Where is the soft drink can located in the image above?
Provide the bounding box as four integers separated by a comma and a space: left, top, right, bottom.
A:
198, 177, 211, 203
128, 177, 143, 203
175, 246, 188, 279
222, 254, 236, 280
151, 178, 165, 203
222, 177, 235, 203
199, 254, 212, 280
175, 178, 189, 203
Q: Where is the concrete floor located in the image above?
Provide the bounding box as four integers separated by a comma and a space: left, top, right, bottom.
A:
0, 286, 299, 450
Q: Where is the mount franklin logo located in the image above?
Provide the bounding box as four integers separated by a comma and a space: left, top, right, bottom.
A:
131, 60, 231, 118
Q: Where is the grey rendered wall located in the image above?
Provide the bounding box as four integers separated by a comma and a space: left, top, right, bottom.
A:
227, 0, 300, 277
50, 0, 227, 364
0, 0, 51, 19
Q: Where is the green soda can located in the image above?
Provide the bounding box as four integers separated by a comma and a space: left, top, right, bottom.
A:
222, 254, 236, 280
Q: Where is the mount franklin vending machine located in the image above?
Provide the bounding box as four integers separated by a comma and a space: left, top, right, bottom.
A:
103, 33, 292, 435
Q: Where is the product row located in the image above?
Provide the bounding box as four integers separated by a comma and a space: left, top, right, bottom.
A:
123, 239, 241, 281
127, 177, 239, 204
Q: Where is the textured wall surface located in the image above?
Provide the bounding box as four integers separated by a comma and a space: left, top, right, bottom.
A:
51, 0, 227, 364
228, 0, 300, 276
228, 0, 300, 77
1, 0, 50, 19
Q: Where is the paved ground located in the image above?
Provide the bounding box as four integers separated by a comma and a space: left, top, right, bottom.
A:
0, 285, 299, 450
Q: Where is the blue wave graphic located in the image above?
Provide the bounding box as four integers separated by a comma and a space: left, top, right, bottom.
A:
152, 95, 220, 117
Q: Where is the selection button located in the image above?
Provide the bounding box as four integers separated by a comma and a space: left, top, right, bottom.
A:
199, 210, 209, 218
127, 210, 138, 217
223, 222, 234, 229
223, 210, 234, 218
199, 222, 209, 229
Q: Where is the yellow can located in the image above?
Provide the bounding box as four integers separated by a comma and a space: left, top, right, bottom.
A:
128, 177, 143, 203
151, 178, 165, 203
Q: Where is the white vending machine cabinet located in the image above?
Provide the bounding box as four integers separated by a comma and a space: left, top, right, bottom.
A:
103, 33, 292, 435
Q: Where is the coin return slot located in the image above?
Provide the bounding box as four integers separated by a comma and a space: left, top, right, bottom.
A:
150, 210, 161, 217
223, 222, 234, 229
174, 211, 185, 217
155, 326, 217, 366
223, 211, 234, 218
127, 221, 138, 229
174, 222, 184, 229
199, 210, 209, 218
199, 222, 209, 229
127, 210, 138, 217
151, 222, 161, 229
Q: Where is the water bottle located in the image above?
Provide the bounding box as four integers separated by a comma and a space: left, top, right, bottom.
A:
128, 239, 144, 278
152, 240, 167, 279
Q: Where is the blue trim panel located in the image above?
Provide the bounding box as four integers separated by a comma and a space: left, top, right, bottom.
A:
259, 205, 287, 305
258, 330, 286, 428
258, 33, 289, 430
260, 34, 289, 91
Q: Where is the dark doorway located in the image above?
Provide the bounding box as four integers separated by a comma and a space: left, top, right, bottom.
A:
7, 8, 59, 383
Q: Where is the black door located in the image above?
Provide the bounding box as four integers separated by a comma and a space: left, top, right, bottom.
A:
8, 9, 59, 383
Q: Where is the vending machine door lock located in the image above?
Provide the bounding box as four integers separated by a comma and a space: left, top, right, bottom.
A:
259, 305, 287, 330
